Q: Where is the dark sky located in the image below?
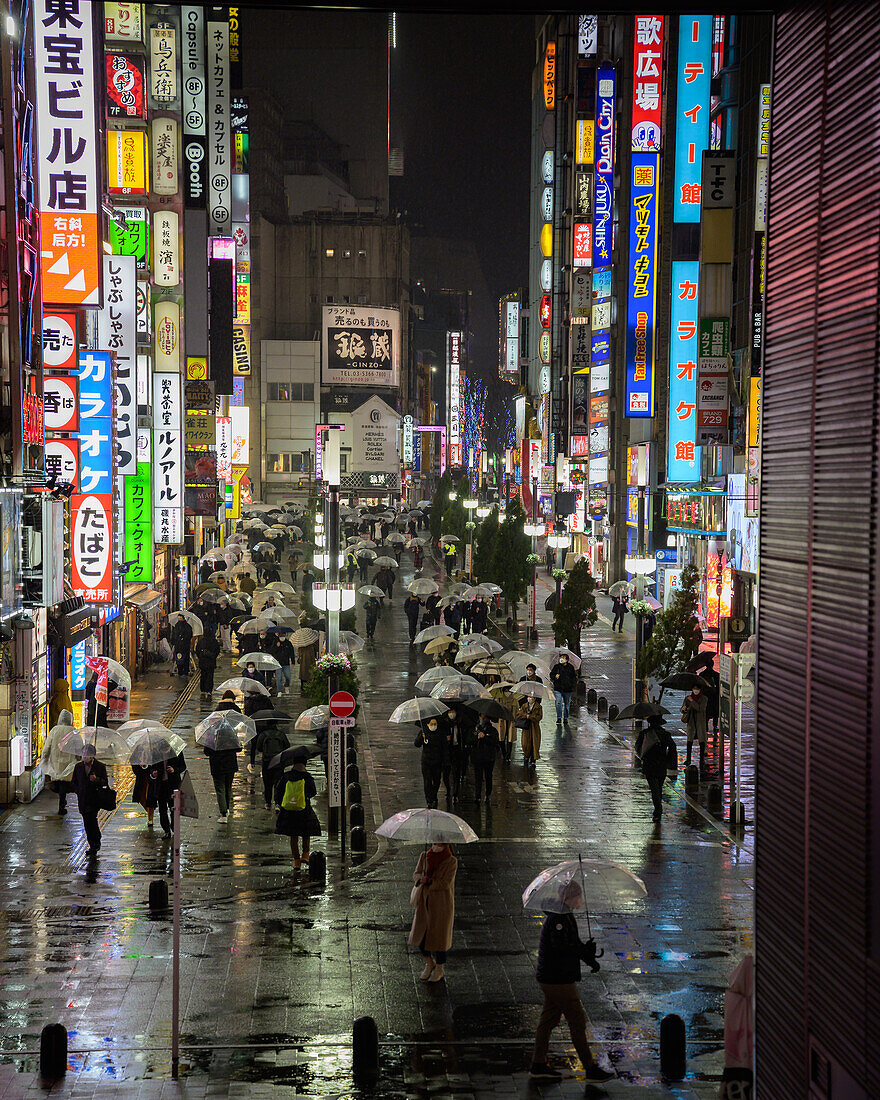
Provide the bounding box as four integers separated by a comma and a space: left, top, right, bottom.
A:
391, 13, 534, 306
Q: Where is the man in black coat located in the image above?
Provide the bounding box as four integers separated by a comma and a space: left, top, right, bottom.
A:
404, 594, 422, 645
443, 599, 462, 637
84, 672, 108, 726
634, 717, 677, 821
549, 655, 578, 726
196, 631, 220, 699
415, 718, 452, 808
71, 745, 110, 855
170, 614, 193, 676
471, 598, 489, 634
442, 706, 474, 801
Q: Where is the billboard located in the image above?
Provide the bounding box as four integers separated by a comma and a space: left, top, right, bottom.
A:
76, 352, 114, 495
593, 66, 615, 268
106, 52, 146, 119
182, 5, 207, 208
625, 154, 659, 417
70, 495, 114, 603
322, 305, 401, 388
673, 15, 712, 223
152, 373, 183, 543
35, 0, 102, 307
666, 260, 701, 481
97, 254, 137, 475
447, 330, 463, 466
206, 15, 231, 231
631, 15, 664, 152
107, 128, 148, 195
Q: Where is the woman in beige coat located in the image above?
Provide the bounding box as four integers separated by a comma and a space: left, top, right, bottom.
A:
409, 843, 458, 983
518, 695, 543, 766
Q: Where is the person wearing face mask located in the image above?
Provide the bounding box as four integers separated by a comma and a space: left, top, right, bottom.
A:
516, 665, 543, 766
442, 706, 474, 801
682, 682, 709, 771
549, 654, 578, 726
409, 842, 458, 983
71, 744, 110, 856
415, 717, 451, 808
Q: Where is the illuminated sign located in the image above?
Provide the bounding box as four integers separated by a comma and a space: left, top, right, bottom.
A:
542, 149, 554, 183
540, 294, 551, 328
76, 352, 113, 495
631, 15, 664, 151
106, 52, 146, 119
35, 0, 102, 307
578, 15, 597, 56
539, 331, 551, 364
673, 15, 712, 223
207, 14, 232, 231
124, 462, 152, 584
499, 295, 519, 381
540, 222, 553, 257
152, 117, 178, 196
71, 494, 114, 603
696, 317, 729, 443
447, 331, 463, 466
232, 324, 251, 375
105, 3, 143, 44
576, 119, 594, 165
540, 259, 552, 291
43, 375, 79, 433
216, 415, 232, 481
625, 154, 659, 417
748, 376, 762, 448
182, 5, 207, 209
154, 300, 179, 371
543, 42, 556, 110
107, 128, 148, 195
42, 312, 78, 373
593, 66, 615, 268
153, 372, 183, 543
152, 211, 179, 287
110, 205, 149, 271
573, 222, 592, 267
666, 259, 700, 481
149, 22, 177, 105
98, 254, 137, 475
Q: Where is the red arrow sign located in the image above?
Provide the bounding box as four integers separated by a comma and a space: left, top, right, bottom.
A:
329, 690, 356, 718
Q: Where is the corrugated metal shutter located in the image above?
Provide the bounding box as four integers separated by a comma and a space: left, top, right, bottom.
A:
758, 2, 880, 1095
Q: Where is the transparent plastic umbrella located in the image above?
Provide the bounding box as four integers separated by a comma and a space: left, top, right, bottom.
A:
386, 532, 407, 544
358, 585, 386, 598
357, 539, 377, 549
200, 589, 229, 605
548, 647, 583, 670
295, 705, 331, 731
338, 631, 365, 654
429, 676, 491, 703
449, 582, 470, 596
459, 634, 502, 653
522, 859, 647, 914
258, 605, 298, 624
127, 728, 188, 767
408, 578, 439, 596
266, 581, 297, 594
501, 651, 551, 680
171, 609, 203, 637
84, 655, 132, 690
462, 585, 495, 600
509, 680, 555, 702
238, 619, 269, 636
58, 726, 132, 762
357, 549, 377, 561
389, 697, 449, 724
195, 711, 257, 751
439, 534, 460, 544
117, 718, 169, 736
376, 808, 478, 845
253, 542, 276, 554
608, 580, 633, 597
373, 556, 399, 568
235, 652, 281, 670
290, 628, 320, 647
214, 677, 271, 697
481, 582, 502, 595
414, 624, 456, 644
415, 666, 461, 695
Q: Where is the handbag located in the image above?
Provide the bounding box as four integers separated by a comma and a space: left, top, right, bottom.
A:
95, 786, 117, 812
515, 717, 530, 730
410, 883, 422, 908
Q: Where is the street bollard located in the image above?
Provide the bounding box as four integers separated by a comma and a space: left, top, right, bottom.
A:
308, 851, 326, 880
597, 696, 608, 718
729, 800, 746, 830
40, 1023, 68, 1079
685, 766, 701, 793
608, 704, 619, 722
659, 1013, 686, 1079
587, 688, 597, 710
347, 781, 362, 806
349, 802, 365, 829
346, 762, 360, 786
707, 783, 723, 812
148, 879, 169, 911
346, 746, 358, 767
350, 825, 367, 854
352, 1015, 379, 1084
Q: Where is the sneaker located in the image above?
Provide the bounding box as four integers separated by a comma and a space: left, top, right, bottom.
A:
582, 1064, 614, 1082
217, 814, 228, 823
247, 763, 256, 774
529, 1063, 563, 1081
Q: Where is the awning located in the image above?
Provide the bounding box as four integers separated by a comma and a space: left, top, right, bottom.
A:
124, 585, 164, 611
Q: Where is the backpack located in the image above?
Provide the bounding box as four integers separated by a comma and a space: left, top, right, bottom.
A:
281, 777, 306, 811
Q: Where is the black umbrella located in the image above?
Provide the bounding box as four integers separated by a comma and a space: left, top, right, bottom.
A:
466, 697, 510, 720
612, 701, 669, 721
267, 744, 318, 771
265, 624, 294, 635
229, 613, 251, 630
685, 652, 716, 672
660, 672, 711, 692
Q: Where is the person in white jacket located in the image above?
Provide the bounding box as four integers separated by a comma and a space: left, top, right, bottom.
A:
40, 709, 77, 815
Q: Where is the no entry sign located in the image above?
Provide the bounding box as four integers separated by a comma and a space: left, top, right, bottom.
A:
329, 690, 356, 718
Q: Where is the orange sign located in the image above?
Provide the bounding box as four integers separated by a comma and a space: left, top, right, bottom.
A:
543, 42, 556, 110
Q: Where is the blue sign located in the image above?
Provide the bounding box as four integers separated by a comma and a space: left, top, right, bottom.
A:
592, 332, 611, 362
656, 548, 677, 563
76, 351, 114, 495
593, 67, 615, 268
673, 15, 712, 223
592, 268, 612, 302
666, 259, 701, 481
413, 432, 421, 473
70, 640, 87, 691
625, 153, 659, 418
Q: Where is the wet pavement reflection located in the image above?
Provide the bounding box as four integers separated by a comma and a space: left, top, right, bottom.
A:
0, 547, 752, 1097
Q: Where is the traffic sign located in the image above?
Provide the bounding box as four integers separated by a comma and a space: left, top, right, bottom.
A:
330, 716, 355, 727
329, 690, 356, 718
328, 726, 344, 807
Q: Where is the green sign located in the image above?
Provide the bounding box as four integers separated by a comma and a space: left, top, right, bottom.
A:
110, 206, 150, 272
124, 462, 152, 583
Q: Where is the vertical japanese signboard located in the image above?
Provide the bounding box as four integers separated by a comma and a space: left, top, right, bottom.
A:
107, 129, 148, 194
152, 117, 178, 195
152, 372, 183, 543
673, 15, 712, 222
182, 6, 207, 208
625, 154, 659, 417
35, 0, 102, 307
206, 15, 231, 231
105, 52, 146, 119
124, 461, 152, 583
149, 21, 177, 106
76, 352, 114, 495
153, 210, 180, 286
631, 15, 664, 152
666, 260, 700, 479
696, 317, 729, 444
110, 206, 149, 271
592, 67, 615, 269
447, 330, 462, 467
97, 254, 137, 475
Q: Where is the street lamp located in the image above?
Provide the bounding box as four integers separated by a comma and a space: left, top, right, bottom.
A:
476, 504, 491, 519
549, 524, 570, 603
463, 498, 478, 579
448, 490, 457, 502
313, 550, 345, 571
311, 583, 357, 612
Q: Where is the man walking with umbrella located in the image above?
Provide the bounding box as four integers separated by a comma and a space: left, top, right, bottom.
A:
471, 713, 499, 804
634, 714, 677, 821
549, 653, 578, 727
171, 613, 194, 677
415, 718, 451, 808
196, 630, 220, 700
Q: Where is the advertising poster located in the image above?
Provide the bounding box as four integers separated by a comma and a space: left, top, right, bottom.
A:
106, 52, 146, 119
322, 305, 400, 389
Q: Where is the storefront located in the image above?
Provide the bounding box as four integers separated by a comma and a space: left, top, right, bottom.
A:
726, 472, 759, 633
664, 488, 728, 632
124, 584, 165, 675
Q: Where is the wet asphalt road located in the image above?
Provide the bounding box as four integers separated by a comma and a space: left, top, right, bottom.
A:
0, 547, 753, 1098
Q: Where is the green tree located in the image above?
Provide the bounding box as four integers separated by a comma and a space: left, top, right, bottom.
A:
473, 506, 499, 582
637, 562, 701, 688
440, 476, 470, 544
552, 559, 598, 655
493, 499, 531, 619
430, 472, 453, 541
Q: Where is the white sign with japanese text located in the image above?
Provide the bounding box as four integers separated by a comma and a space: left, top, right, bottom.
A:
206, 16, 231, 231
98, 254, 137, 475
153, 210, 179, 286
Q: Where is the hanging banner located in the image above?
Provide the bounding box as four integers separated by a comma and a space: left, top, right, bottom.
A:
45, 438, 80, 491
593, 66, 615, 268
43, 376, 79, 433
631, 15, 664, 152
98, 254, 137, 475
76, 351, 114, 495
149, 21, 177, 106
232, 324, 251, 375
666, 260, 701, 481
182, 6, 207, 208
106, 52, 146, 119
151, 117, 178, 196
124, 461, 152, 583
625, 154, 659, 418
107, 128, 148, 195
154, 299, 180, 371
673, 15, 712, 223
109, 205, 149, 271
42, 312, 78, 373
35, 0, 102, 307
152, 210, 180, 287
70, 494, 114, 603
206, 15, 231, 231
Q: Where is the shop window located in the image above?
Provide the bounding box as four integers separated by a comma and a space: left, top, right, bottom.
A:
268, 453, 307, 474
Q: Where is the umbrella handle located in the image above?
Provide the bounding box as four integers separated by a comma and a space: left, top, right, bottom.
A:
578, 853, 593, 940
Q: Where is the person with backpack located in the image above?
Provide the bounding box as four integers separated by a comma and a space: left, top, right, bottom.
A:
252, 708, 290, 811
274, 746, 321, 868
634, 714, 677, 822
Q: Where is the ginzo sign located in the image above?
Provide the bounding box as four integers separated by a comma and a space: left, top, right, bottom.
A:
321, 305, 400, 388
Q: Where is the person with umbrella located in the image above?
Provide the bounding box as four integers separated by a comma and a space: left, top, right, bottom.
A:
84, 671, 108, 726
375, 564, 395, 601
356, 552, 370, 583
549, 653, 578, 727
424, 591, 440, 626
413, 542, 424, 571
409, 841, 458, 983
634, 714, 677, 821
442, 705, 474, 802
268, 632, 295, 696
40, 709, 77, 815
517, 666, 544, 766
170, 613, 194, 676
345, 547, 359, 583
611, 591, 628, 633
217, 689, 240, 713
471, 598, 489, 634
471, 713, 499, 804
364, 595, 380, 641
71, 743, 110, 856
131, 745, 186, 837
203, 714, 239, 822
529, 879, 613, 1083
443, 597, 462, 637
274, 745, 321, 868
682, 681, 709, 771
252, 706, 290, 810
238, 572, 257, 596
404, 593, 423, 646
196, 629, 220, 701
415, 717, 452, 808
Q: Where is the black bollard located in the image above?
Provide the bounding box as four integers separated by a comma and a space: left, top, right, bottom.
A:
729, 800, 746, 830
346, 746, 358, 767
308, 851, 326, 880
347, 781, 362, 806
349, 802, 365, 829
685, 765, 701, 793
40, 1023, 68, 1079
346, 762, 360, 786
148, 879, 169, 911
608, 704, 619, 722
597, 696, 608, 718
659, 1013, 686, 1080
350, 824, 367, 853
352, 1015, 379, 1084
706, 783, 723, 812
587, 687, 597, 710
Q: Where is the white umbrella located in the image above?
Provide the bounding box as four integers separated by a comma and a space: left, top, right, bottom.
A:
231, 563, 256, 577
389, 697, 449, 724
172, 609, 204, 637
235, 652, 281, 670
238, 619, 269, 636
376, 808, 478, 845
462, 585, 495, 600
214, 677, 271, 697
414, 624, 456, 644
522, 859, 647, 914
439, 534, 460, 544
509, 680, 555, 702
357, 538, 377, 549
429, 675, 491, 703
459, 633, 502, 653
127, 728, 187, 767
357, 548, 377, 561
415, 666, 462, 695
548, 647, 583, 670
501, 651, 551, 680
337, 630, 365, 654
195, 711, 258, 751
358, 585, 386, 598
295, 706, 331, 731
266, 581, 297, 595
408, 578, 439, 596
58, 726, 131, 762
373, 556, 399, 569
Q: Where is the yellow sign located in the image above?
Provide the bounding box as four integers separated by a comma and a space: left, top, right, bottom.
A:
576, 119, 594, 165
229, 465, 249, 520
232, 324, 251, 376
186, 356, 207, 380
543, 42, 556, 110
748, 377, 762, 448
540, 222, 553, 258
107, 128, 148, 195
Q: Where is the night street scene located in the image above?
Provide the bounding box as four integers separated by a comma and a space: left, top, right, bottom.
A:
0, 1, 869, 1097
